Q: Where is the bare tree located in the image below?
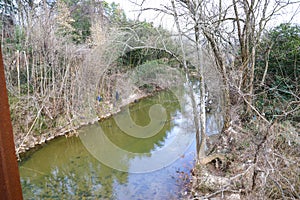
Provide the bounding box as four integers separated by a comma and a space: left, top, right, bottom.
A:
170, 0, 224, 165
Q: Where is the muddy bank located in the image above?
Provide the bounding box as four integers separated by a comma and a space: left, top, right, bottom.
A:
15, 87, 164, 159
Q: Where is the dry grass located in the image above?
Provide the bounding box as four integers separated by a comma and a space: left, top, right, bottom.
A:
186, 110, 300, 199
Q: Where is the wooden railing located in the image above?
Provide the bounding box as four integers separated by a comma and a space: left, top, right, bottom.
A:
0, 45, 23, 199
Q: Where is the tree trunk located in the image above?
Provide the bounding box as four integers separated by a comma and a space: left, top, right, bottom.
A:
261, 45, 272, 86
171, 0, 206, 161
202, 31, 231, 132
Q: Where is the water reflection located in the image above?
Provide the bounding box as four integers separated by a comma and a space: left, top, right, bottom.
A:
19, 90, 196, 199
20, 136, 128, 199
79, 91, 195, 173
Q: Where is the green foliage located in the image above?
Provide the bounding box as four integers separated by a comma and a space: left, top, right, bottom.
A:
102, 1, 126, 23
267, 23, 300, 83
120, 48, 173, 68
257, 23, 300, 84
56, 0, 127, 43
255, 23, 300, 120
2, 25, 25, 51
61, 0, 92, 43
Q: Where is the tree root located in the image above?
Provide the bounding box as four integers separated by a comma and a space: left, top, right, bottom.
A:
191, 163, 231, 196
198, 153, 226, 165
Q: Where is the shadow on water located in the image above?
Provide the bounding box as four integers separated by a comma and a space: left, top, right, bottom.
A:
19, 86, 223, 199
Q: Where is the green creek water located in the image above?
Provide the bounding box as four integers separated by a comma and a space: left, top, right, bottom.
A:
19, 87, 222, 199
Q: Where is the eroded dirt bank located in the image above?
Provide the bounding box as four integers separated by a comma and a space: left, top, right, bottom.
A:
15, 87, 163, 159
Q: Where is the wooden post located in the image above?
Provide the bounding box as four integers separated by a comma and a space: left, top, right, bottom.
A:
0, 45, 23, 199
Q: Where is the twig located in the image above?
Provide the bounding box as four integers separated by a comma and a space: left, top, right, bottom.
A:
201, 188, 241, 199
236, 87, 270, 124
269, 176, 286, 199
277, 171, 300, 199
16, 105, 44, 155
230, 164, 255, 181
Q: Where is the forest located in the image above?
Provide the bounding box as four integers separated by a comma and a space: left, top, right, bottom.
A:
1, 0, 299, 199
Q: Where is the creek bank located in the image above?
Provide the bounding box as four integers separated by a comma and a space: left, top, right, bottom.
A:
183, 115, 300, 199
16, 86, 164, 160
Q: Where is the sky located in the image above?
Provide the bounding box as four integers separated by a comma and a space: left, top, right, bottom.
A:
105, 0, 300, 30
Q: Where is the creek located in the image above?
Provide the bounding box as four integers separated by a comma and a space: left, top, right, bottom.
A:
19, 85, 222, 199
